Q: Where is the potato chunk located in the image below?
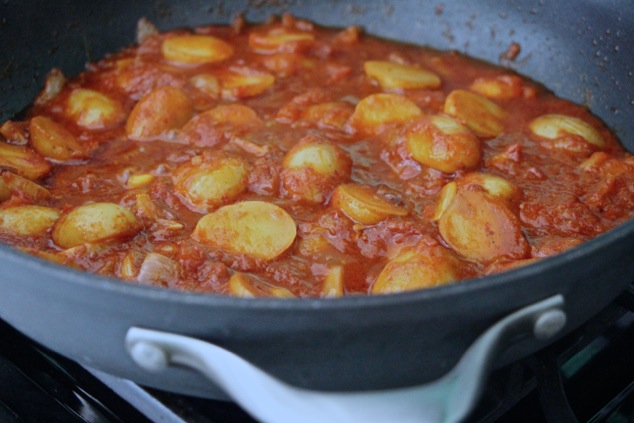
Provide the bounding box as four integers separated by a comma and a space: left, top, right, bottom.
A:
0, 142, 51, 180
193, 201, 296, 261
457, 172, 522, 210
174, 156, 248, 212
229, 272, 296, 298
404, 115, 481, 173
249, 30, 315, 53
372, 244, 459, 294
29, 116, 85, 160
0, 171, 50, 202
348, 93, 422, 136
364, 60, 441, 90
438, 190, 528, 262
529, 114, 605, 148
469, 75, 524, 99
332, 183, 407, 225
0, 206, 60, 235
126, 86, 194, 141
52, 203, 140, 249
66, 89, 124, 129
281, 138, 351, 203
162, 35, 234, 65
218, 67, 276, 100
444, 89, 506, 137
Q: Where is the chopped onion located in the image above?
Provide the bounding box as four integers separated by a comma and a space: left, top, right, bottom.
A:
137, 253, 180, 286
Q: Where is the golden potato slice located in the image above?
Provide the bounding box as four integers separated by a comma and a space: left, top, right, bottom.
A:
29, 116, 84, 161
162, 35, 234, 65
322, 265, 344, 297
332, 183, 407, 225
281, 139, 351, 203
66, 88, 124, 129
193, 201, 296, 261
200, 103, 262, 127
364, 60, 441, 90
218, 68, 276, 100
405, 115, 481, 173
0, 171, 50, 202
0, 206, 60, 235
249, 30, 315, 53
432, 181, 457, 221
469, 75, 523, 99
348, 93, 422, 136
529, 114, 605, 148
174, 156, 248, 212
302, 102, 354, 130
457, 172, 522, 209
372, 244, 459, 294
444, 89, 506, 137
438, 190, 528, 262
126, 86, 194, 141
0, 142, 51, 180
52, 202, 140, 249
228, 272, 296, 298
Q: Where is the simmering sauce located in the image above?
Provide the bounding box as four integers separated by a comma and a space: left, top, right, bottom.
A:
1, 15, 633, 297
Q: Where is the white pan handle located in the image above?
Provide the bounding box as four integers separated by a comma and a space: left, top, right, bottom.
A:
126, 294, 565, 423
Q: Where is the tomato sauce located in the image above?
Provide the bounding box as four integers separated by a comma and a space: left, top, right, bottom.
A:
1, 14, 633, 297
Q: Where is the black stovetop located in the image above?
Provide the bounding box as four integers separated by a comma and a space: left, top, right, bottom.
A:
1, 285, 633, 423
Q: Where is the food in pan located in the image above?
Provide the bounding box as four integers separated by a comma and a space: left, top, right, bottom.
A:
1, 14, 633, 297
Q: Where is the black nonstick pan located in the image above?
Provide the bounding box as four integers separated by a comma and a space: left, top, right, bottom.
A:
0, 1, 633, 422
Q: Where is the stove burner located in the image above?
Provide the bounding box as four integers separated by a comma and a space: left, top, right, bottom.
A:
1, 284, 632, 422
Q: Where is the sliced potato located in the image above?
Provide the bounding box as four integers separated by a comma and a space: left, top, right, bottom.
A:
193, 201, 296, 261
66, 88, 124, 129
438, 190, 528, 262
29, 116, 84, 160
372, 244, 459, 294
405, 115, 481, 173
322, 265, 344, 297
281, 139, 351, 203
444, 89, 506, 137
348, 93, 422, 135
332, 183, 407, 225
0, 171, 50, 202
218, 68, 275, 100
249, 30, 315, 53
457, 172, 522, 209
432, 181, 457, 221
126, 86, 194, 141
162, 35, 234, 65
529, 114, 605, 148
199, 104, 262, 127
0, 206, 60, 235
302, 102, 354, 130
0, 142, 51, 180
364, 60, 441, 90
469, 75, 523, 99
229, 272, 296, 298
174, 156, 248, 212
52, 202, 140, 249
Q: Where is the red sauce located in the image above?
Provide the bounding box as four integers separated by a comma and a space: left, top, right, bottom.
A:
1, 15, 632, 297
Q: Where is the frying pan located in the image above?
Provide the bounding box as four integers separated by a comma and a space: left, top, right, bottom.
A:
1, 0, 633, 421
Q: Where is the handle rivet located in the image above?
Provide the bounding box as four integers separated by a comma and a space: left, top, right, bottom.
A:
533, 309, 566, 340
129, 341, 169, 372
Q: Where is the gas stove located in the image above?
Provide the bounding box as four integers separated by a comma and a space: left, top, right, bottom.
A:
1, 284, 632, 423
